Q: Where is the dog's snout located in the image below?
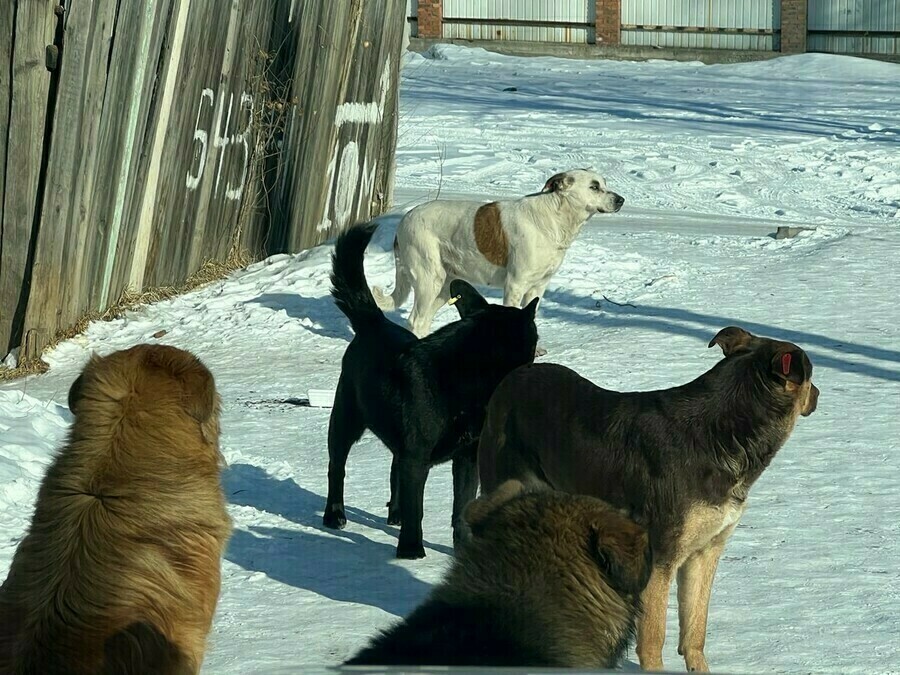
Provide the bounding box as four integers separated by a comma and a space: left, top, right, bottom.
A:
802, 383, 819, 416
613, 193, 625, 209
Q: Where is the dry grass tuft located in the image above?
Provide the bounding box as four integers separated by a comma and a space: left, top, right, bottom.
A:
0, 250, 254, 383
0, 359, 50, 381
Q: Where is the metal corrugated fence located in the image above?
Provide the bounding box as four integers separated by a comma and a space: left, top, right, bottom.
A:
442, 0, 596, 43
808, 0, 900, 55
621, 0, 781, 51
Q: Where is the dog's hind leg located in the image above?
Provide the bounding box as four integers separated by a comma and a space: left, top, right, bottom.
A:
676, 526, 734, 673
451, 444, 478, 549
373, 239, 413, 311
408, 278, 449, 338
502, 281, 527, 308
396, 455, 429, 559
637, 564, 675, 671
324, 380, 365, 530
386, 455, 402, 526
521, 280, 551, 312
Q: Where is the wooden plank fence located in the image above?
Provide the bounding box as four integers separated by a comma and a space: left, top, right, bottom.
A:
0, 0, 406, 363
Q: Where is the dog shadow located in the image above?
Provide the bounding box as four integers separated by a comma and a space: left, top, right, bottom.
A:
223, 464, 444, 617
539, 287, 900, 383
245, 293, 354, 342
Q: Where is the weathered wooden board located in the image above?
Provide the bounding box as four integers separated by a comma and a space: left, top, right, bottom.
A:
23, 0, 119, 343
0, 1, 13, 263
84, 0, 178, 311
5, 0, 406, 362
0, 0, 57, 357
272, 0, 405, 253
135, 0, 278, 290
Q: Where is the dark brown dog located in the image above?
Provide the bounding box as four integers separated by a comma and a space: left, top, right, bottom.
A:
478, 327, 818, 672
0, 345, 232, 674
347, 479, 651, 668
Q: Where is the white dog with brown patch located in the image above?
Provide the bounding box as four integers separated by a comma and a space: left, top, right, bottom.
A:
373, 169, 624, 339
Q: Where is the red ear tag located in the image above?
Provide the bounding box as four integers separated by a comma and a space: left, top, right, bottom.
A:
782, 353, 792, 376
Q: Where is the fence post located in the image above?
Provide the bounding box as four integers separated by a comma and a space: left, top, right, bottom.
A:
417, 0, 442, 39
595, 0, 621, 46
781, 0, 808, 53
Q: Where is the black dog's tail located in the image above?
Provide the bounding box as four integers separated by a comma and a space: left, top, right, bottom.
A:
330, 222, 383, 332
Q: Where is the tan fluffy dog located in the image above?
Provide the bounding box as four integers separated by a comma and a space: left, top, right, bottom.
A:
0, 345, 232, 674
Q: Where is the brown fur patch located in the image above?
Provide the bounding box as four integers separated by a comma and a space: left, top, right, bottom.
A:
473, 202, 508, 267
0, 345, 232, 674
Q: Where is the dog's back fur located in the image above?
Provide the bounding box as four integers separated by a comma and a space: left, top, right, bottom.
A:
347, 480, 651, 667
324, 223, 539, 558
0, 345, 232, 674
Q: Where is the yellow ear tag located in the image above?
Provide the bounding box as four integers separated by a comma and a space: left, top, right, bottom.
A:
446, 295, 462, 306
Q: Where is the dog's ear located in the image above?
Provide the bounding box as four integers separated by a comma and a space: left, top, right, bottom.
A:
770, 346, 811, 385
104, 621, 192, 675
464, 480, 525, 529
144, 346, 217, 424
67, 354, 102, 414
448, 280, 489, 318
523, 296, 539, 318
588, 517, 652, 597
541, 172, 575, 194
67, 374, 85, 414
708, 326, 755, 357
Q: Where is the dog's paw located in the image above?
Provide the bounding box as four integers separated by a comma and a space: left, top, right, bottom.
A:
535, 345, 548, 358
323, 508, 347, 530
387, 511, 402, 526
396, 542, 426, 559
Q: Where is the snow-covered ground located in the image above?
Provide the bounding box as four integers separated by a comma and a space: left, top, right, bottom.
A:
2, 46, 899, 673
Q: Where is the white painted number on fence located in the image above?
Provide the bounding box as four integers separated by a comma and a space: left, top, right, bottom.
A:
186, 88, 254, 201
186, 88, 214, 191
318, 57, 392, 232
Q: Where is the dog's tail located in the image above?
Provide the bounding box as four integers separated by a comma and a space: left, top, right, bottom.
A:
102, 622, 193, 674
331, 222, 384, 332
371, 235, 412, 311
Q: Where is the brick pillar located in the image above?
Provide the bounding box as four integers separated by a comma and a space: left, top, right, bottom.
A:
595, 0, 621, 46
781, 0, 807, 53
417, 0, 442, 39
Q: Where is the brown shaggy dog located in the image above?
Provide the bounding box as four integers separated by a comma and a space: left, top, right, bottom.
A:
347, 479, 651, 668
0, 345, 232, 674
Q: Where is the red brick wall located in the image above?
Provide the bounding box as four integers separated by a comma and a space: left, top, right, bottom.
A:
418, 0, 442, 39
781, 0, 807, 53
595, 0, 621, 46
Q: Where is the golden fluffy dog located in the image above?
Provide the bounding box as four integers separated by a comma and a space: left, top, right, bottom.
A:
0, 345, 232, 674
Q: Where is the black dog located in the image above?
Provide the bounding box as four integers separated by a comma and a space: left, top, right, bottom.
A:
478, 326, 818, 671
347, 479, 650, 668
324, 222, 538, 559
